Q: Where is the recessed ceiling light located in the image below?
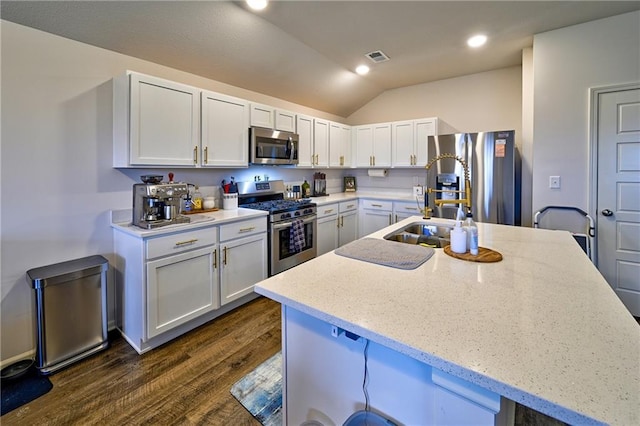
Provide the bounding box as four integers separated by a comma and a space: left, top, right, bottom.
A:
467, 34, 487, 48
246, 0, 268, 11
355, 65, 370, 75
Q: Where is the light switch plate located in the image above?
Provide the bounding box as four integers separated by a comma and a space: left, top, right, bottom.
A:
549, 176, 561, 189
413, 185, 424, 196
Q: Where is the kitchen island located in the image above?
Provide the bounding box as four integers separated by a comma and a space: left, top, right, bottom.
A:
255, 217, 639, 425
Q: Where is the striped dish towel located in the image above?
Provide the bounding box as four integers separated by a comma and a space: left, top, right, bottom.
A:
289, 219, 306, 253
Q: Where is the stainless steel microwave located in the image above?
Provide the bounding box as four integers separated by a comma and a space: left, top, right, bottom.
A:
250, 127, 299, 165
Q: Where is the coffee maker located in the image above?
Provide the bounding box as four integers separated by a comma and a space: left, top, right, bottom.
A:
132, 182, 190, 229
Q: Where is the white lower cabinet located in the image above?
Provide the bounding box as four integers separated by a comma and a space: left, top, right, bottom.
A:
220, 232, 268, 305
317, 203, 339, 256
358, 199, 393, 238
146, 246, 218, 339
114, 217, 267, 354
316, 201, 358, 255
338, 201, 358, 247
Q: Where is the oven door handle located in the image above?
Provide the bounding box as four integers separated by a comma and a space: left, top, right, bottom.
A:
272, 215, 316, 230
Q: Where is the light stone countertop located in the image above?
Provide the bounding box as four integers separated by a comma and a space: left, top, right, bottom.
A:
110, 208, 268, 238
255, 216, 640, 426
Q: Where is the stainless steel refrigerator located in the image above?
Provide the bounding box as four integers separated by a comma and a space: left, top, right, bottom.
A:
426, 131, 521, 225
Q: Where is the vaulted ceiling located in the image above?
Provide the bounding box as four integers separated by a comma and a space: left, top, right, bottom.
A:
2, 1, 639, 117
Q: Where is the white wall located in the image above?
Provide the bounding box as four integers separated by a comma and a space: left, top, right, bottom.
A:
347, 66, 522, 135
0, 20, 345, 364
532, 11, 640, 214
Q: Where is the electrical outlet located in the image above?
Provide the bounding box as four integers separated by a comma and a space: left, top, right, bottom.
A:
413, 185, 424, 196
549, 176, 561, 189
331, 325, 339, 338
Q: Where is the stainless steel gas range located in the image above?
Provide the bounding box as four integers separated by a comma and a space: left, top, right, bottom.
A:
238, 180, 317, 276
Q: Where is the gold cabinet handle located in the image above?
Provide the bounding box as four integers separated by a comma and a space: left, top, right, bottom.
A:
239, 226, 255, 233
337, 217, 340, 228
193, 146, 198, 164
388, 213, 392, 225
372, 203, 383, 207
223, 246, 227, 265
341, 216, 344, 227
346, 204, 355, 209
340, 155, 344, 166
373, 156, 376, 166
316, 154, 319, 164
395, 214, 398, 222
213, 249, 217, 269
311, 154, 315, 164
324, 209, 334, 214
204, 146, 208, 164
175, 239, 198, 247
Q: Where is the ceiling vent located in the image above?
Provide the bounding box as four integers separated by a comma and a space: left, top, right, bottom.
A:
365, 50, 390, 63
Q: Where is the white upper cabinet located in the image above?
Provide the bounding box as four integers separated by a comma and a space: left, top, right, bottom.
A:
329, 122, 352, 168
392, 120, 416, 167
413, 118, 438, 166
355, 123, 392, 167
250, 103, 296, 132
313, 119, 330, 167
297, 114, 314, 167
201, 91, 249, 167
275, 109, 297, 132
392, 118, 438, 167
249, 103, 275, 129
114, 71, 200, 167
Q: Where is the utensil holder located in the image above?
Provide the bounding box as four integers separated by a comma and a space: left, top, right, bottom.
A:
222, 193, 238, 210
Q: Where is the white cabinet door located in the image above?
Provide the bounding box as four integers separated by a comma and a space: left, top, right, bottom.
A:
414, 117, 437, 167
392, 120, 416, 167
339, 210, 358, 247
250, 103, 274, 129
317, 214, 339, 256
128, 73, 199, 166
146, 245, 218, 339
372, 123, 392, 167
329, 122, 352, 167
220, 233, 267, 305
297, 114, 314, 167
275, 109, 296, 132
340, 124, 352, 167
314, 119, 329, 167
201, 91, 249, 167
355, 126, 374, 167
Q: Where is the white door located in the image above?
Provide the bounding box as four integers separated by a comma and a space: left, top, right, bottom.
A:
220, 233, 267, 305
201, 91, 249, 167
597, 87, 640, 316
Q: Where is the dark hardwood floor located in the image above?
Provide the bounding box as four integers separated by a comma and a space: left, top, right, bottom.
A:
2, 296, 281, 426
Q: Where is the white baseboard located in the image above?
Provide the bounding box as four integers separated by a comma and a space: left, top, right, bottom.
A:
1, 349, 35, 370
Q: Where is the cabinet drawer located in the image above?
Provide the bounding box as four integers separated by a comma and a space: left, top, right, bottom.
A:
361, 199, 393, 211
339, 200, 358, 213
394, 201, 422, 215
220, 217, 267, 241
146, 227, 217, 260
317, 203, 339, 219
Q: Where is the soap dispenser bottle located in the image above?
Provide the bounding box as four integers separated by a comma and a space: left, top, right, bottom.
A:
463, 213, 479, 255
450, 221, 467, 254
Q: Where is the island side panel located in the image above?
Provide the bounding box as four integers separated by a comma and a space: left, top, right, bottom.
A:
282, 306, 503, 425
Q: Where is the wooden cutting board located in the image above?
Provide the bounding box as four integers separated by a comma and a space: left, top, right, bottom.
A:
182, 208, 219, 215
443, 245, 503, 262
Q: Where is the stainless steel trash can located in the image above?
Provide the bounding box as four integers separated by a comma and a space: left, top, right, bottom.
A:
27, 255, 109, 375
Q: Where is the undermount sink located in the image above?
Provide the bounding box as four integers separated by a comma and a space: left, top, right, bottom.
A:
384, 221, 453, 248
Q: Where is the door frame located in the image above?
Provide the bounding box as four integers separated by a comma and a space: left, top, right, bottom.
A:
588, 81, 640, 267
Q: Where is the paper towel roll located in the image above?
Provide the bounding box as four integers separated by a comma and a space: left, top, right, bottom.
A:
367, 169, 388, 177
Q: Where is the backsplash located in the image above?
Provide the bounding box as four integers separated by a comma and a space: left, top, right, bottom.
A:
117, 166, 428, 204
